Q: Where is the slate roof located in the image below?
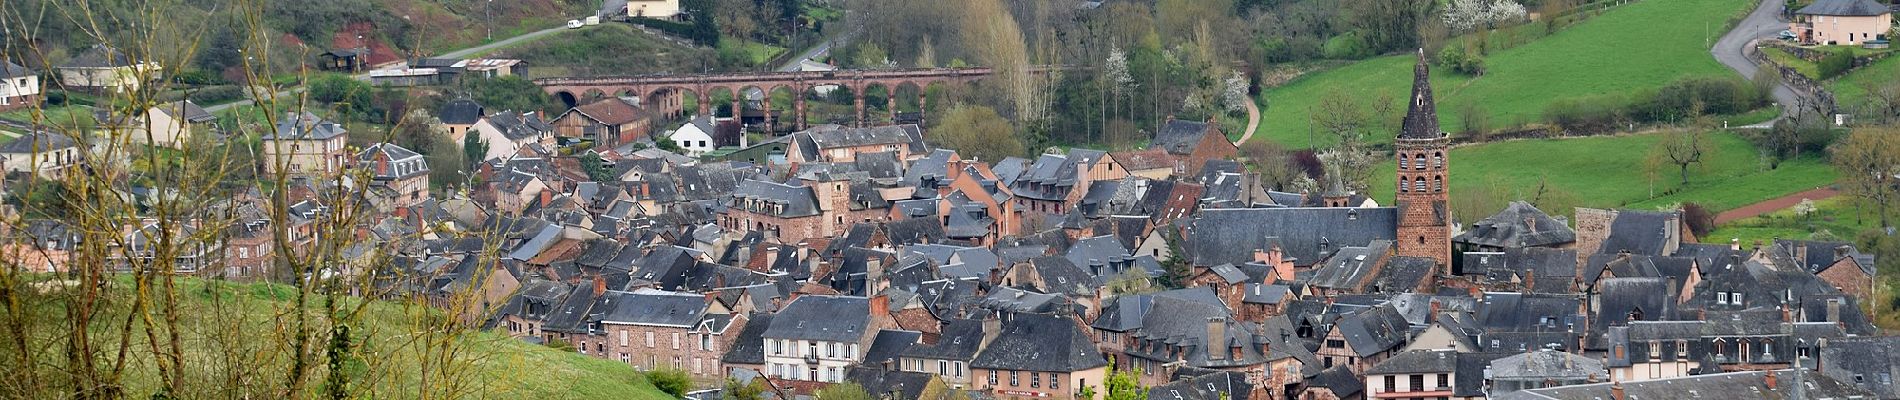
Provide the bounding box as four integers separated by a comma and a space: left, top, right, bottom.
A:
1492, 370, 1873, 400
1597, 210, 1679, 256
1308, 240, 1393, 290
1476, 292, 1584, 332
1797, 0, 1890, 15
1398, 51, 1443, 140
731, 179, 821, 218
157, 100, 215, 122
439, 98, 484, 125
1336, 304, 1410, 356
1489, 348, 1605, 381
804, 124, 919, 149
843, 367, 935, 400
1307, 366, 1364, 398
0, 131, 78, 154
721, 313, 774, 364
1591, 277, 1675, 328
763, 295, 872, 342
901, 319, 987, 361
483, 111, 553, 141
991, 157, 1030, 187
1819, 336, 1900, 399
266, 112, 347, 140
970, 313, 1107, 372
1148, 371, 1251, 400
0, 60, 32, 78
1150, 120, 1217, 156
1454, 201, 1576, 249
861, 329, 923, 367
1365, 349, 1459, 375
1186, 207, 1398, 268
62, 45, 138, 68
600, 290, 708, 327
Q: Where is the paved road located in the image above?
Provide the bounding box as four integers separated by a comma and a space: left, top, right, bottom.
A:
777, 23, 858, 72
1712, 0, 1800, 127
1234, 94, 1261, 145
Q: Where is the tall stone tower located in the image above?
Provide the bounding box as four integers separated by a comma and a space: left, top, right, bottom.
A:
1394, 49, 1453, 272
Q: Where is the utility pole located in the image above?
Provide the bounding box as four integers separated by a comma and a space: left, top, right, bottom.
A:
486, 0, 493, 41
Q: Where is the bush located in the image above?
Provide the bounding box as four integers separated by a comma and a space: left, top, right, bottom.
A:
1630, 76, 1762, 122
1543, 94, 1627, 133
171, 69, 227, 86
647, 369, 693, 398
187, 86, 248, 105
1437, 43, 1486, 75
44, 90, 68, 106
1322, 32, 1372, 60
1818, 49, 1854, 79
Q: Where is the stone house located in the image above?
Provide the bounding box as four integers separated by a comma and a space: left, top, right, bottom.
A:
1318, 304, 1410, 374
1147, 118, 1237, 177
1453, 201, 1577, 254
553, 97, 650, 149
261, 112, 349, 176
1363, 349, 1460, 400
0, 61, 41, 112
1010, 149, 1127, 219
760, 295, 896, 384
625, 0, 684, 19
1791, 0, 1893, 45
356, 143, 431, 209
669, 115, 718, 157
898, 319, 993, 389
970, 313, 1108, 400
598, 289, 744, 381
785, 124, 924, 163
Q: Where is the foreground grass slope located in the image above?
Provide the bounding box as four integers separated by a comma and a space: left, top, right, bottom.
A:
7, 277, 669, 399
1366, 130, 1837, 221
1254, 0, 1752, 148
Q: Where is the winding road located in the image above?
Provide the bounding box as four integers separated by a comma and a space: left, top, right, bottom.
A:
1711, 0, 1802, 128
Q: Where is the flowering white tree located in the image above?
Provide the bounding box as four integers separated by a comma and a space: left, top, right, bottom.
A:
1444, 0, 1528, 34
1222, 70, 1250, 114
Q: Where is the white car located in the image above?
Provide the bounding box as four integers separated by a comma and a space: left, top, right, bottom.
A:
566, 19, 584, 29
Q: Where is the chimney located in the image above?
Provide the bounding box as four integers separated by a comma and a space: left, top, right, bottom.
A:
870, 294, 890, 317
1207, 317, 1227, 360
1765, 370, 1778, 389
1611, 381, 1626, 400
1794, 241, 1809, 267
1666, 276, 1679, 303
1253, 248, 1269, 264
1429, 299, 1442, 323
539, 189, 554, 208
1523, 274, 1536, 294
981, 317, 1002, 344
1827, 298, 1842, 323
1468, 286, 1482, 298
765, 246, 781, 269
1782, 303, 1793, 322
770, 295, 785, 310
592, 275, 607, 296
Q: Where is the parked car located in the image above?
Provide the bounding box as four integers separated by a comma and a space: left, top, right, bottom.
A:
1778, 30, 1796, 40
566, 19, 584, 29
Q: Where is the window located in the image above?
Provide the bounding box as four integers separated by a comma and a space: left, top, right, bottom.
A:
1733, 292, 1743, 306
645, 332, 655, 348
1010, 371, 1019, 386
701, 334, 712, 351
1410, 374, 1424, 391
1049, 373, 1060, 389
239, 248, 250, 259
672, 333, 681, 350
989, 370, 999, 385
1436, 373, 1448, 389
769, 339, 779, 355
808, 342, 817, 357
1650, 340, 1661, 358
939, 360, 948, 376
956, 362, 965, 377
827, 343, 836, 358
1031, 372, 1041, 388
1717, 292, 1730, 305
1326, 339, 1346, 348
620, 331, 629, 347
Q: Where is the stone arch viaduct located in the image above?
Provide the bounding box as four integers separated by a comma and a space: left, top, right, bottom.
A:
535, 67, 995, 129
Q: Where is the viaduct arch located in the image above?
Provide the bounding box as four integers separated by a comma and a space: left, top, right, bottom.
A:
536, 67, 996, 129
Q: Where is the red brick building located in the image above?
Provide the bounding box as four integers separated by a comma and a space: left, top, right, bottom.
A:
1393, 51, 1453, 271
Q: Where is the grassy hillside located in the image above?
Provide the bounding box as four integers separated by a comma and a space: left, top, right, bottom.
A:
1709, 196, 1875, 246
6, 277, 671, 399
1253, 0, 1753, 148
1831, 53, 1900, 105
1365, 130, 1838, 222
493, 23, 715, 78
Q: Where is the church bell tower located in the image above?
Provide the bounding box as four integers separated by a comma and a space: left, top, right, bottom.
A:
1394, 49, 1453, 272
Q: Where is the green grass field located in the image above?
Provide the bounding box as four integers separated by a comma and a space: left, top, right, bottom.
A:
8, 277, 671, 398
1707, 196, 1877, 246
1253, 0, 1752, 148
1365, 130, 1838, 221
494, 23, 712, 77
1830, 52, 1900, 105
